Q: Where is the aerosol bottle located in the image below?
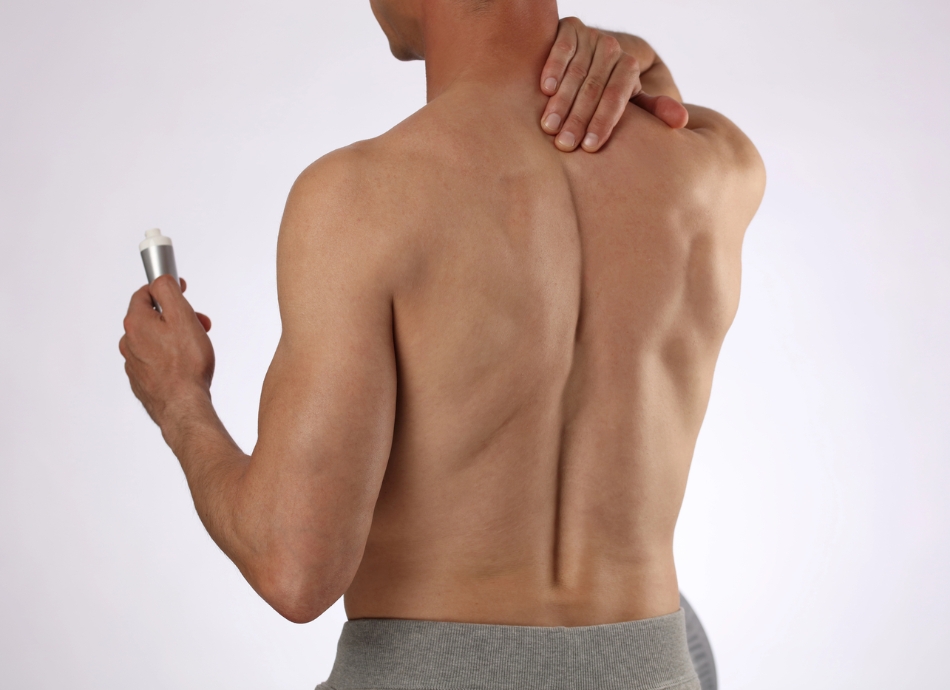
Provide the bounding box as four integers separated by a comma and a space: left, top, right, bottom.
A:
139, 228, 178, 284
139, 228, 179, 312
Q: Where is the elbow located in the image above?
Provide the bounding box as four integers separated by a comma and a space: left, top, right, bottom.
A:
275, 602, 327, 625
267, 586, 329, 624
251, 555, 353, 624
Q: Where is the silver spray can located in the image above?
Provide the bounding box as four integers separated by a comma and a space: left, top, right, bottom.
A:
140, 228, 178, 312
140, 228, 178, 284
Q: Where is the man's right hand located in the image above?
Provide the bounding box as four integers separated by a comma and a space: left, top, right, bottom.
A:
539, 17, 689, 152
120, 276, 215, 428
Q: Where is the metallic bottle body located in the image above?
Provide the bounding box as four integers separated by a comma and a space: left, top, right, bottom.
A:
141, 244, 178, 284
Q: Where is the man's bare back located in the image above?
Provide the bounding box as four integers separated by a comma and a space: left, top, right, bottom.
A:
120, 2, 764, 635
283, 80, 763, 625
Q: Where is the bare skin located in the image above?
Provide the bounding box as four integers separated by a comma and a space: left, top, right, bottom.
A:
538, 18, 689, 151
121, 0, 764, 627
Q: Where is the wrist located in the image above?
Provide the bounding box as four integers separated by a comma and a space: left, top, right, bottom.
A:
156, 386, 216, 451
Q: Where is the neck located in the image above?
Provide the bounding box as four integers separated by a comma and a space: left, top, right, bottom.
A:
421, 0, 559, 102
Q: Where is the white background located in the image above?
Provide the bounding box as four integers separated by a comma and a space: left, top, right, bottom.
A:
1, 0, 947, 688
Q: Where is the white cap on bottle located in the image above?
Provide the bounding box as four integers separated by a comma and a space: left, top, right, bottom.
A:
139, 228, 173, 252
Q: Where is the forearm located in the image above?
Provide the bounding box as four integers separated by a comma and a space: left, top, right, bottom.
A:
120, 276, 362, 623
159, 393, 252, 564
603, 31, 682, 101
158, 391, 354, 622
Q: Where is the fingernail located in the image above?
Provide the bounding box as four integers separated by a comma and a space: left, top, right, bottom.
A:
544, 77, 558, 92
582, 133, 599, 149
556, 131, 575, 149
543, 113, 561, 131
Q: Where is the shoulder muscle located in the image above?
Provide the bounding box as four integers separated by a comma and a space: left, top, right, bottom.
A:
682, 104, 766, 221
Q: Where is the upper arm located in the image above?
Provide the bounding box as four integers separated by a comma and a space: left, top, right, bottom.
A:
244, 148, 399, 617
667, 106, 766, 335
683, 104, 767, 231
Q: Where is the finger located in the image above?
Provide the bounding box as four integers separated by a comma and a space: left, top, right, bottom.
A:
541, 24, 595, 136
196, 312, 212, 332
540, 17, 580, 96
119, 329, 148, 365
127, 284, 154, 314
555, 33, 624, 151
580, 53, 642, 152
180, 277, 188, 293
125, 285, 160, 333
632, 93, 690, 129
119, 320, 151, 363
148, 274, 191, 321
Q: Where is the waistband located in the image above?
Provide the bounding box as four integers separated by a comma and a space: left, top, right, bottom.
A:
324, 609, 699, 690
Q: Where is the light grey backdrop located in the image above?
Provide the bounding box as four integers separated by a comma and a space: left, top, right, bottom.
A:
1, 0, 947, 688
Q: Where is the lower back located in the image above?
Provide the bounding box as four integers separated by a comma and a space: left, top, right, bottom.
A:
344, 92, 735, 625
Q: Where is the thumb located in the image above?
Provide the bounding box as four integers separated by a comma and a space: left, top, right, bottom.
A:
633, 93, 689, 129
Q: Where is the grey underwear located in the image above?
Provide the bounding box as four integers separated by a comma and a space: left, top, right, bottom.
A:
315, 609, 701, 690
681, 594, 717, 690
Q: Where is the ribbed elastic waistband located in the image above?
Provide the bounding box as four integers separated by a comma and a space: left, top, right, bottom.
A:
323, 610, 699, 690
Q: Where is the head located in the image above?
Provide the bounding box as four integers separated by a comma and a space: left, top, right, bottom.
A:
369, 0, 499, 61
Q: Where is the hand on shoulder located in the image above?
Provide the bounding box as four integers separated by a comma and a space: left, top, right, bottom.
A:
538, 17, 690, 152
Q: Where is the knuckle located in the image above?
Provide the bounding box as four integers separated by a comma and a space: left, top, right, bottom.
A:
601, 83, 629, 106
582, 75, 605, 94
565, 63, 588, 82
547, 96, 569, 114
601, 34, 621, 57
565, 112, 588, 131
620, 53, 640, 73
588, 112, 615, 134
553, 39, 574, 57
548, 96, 574, 117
